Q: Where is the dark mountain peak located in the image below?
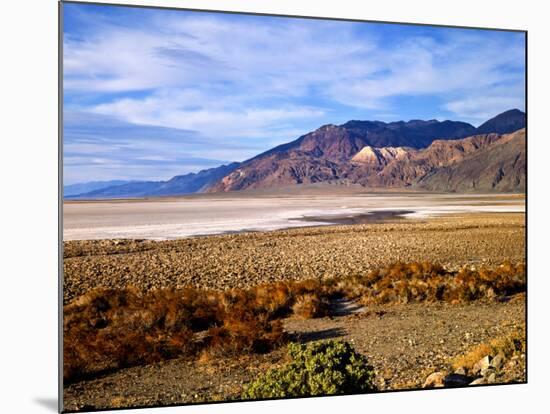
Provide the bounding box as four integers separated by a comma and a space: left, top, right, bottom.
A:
340, 120, 386, 129
476, 109, 526, 134
499, 108, 524, 116
406, 119, 435, 125
341, 118, 475, 149
317, 123, 339, 130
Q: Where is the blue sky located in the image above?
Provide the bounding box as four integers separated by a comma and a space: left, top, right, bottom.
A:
63, 3, 525, 185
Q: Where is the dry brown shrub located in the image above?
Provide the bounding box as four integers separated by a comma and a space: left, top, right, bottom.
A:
452, 343, 493, 371
250, 282, 293, 319
63, 287, 203, 383
291, 294, 328, 319
358, 261, 525, 306
452, 326, 525, 371
205, 317, 287, 356
63, 261, 525, 383
64, 282, 292, 383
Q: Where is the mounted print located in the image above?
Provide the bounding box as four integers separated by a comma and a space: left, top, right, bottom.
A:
60, 1, 526, 412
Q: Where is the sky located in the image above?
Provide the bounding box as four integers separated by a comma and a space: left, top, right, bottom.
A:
63, 3, 526, 185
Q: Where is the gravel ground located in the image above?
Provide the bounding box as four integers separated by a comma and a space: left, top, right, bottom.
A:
63, 299, 525, 412
62, 211, 526, 411
63, 213, 525, 304
285, 299, 526, 390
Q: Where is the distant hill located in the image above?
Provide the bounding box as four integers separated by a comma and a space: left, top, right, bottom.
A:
64, 180, 136, 197
66, 163, 239, 199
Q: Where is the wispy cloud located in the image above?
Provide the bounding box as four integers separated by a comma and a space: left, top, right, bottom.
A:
63, 3, 525, 184
63, 111, 254, 184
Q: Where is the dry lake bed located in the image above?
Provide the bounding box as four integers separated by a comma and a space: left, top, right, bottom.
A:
63, 192, 525, 240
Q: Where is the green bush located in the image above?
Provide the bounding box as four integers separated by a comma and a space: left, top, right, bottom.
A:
242, 340, 377, 399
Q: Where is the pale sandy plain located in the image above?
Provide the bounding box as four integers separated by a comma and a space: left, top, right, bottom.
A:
63, 192, 525, 240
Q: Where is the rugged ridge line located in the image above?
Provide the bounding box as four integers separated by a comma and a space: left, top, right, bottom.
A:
207, 109, 525, 193
68, 109, 526, 198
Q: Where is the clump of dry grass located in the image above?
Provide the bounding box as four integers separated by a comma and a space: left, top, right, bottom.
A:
205, 317, 287, 356
452, 326, 526, 371
292, 294, 329, 319
63, 261, 525, 383
63, 279, 328, 383
63, 287, 211, 382
354, 261, 525, 306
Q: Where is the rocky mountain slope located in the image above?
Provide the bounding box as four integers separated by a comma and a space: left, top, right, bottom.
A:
68, 109, 526, 198
208, 110, 525, 193
476, 109, 526, 135
416, 129, 526, 192
207, 118, 481, 192
345, 132, 505, 188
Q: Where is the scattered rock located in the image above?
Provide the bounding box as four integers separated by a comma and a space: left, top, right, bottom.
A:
63, 214, 526, 304
480, 367, 496, 378
472, 355, 492, 375
423, 372, 445, 388
491, 352, 505, 370
487, 373, 497, 383
469, 377, 486, 386
454, 366, 467, 375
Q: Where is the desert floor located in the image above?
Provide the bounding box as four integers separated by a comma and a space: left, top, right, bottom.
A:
62, 198, 526, 411
64, 212, 525, 304
64, 299, 524, 411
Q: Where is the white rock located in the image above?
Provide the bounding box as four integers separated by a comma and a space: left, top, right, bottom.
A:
423, 372, 445, 388
469, 378, 486, 386
472, 355, 492, 374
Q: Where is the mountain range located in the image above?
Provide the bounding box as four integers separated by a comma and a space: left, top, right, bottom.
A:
65, 109, 526, 198
63, 180, 137, 197
67, 163, 239, 199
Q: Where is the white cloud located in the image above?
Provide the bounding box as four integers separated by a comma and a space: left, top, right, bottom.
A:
327, 33, 525, 111
90, 88, 326, 139
445, 96, 525, 123
65, 16, 523, 100
63, 7, 525, 182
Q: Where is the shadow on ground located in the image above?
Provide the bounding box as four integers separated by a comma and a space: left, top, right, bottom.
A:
291, 327, 345, 343
330, 298, 366, 317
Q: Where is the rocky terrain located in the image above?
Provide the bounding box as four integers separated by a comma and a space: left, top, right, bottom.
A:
63, 213, 525, 304
63, 299, 525, 411
346, 131, 517, 188
417, 129, 526, 192
62, 210, 526, 412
